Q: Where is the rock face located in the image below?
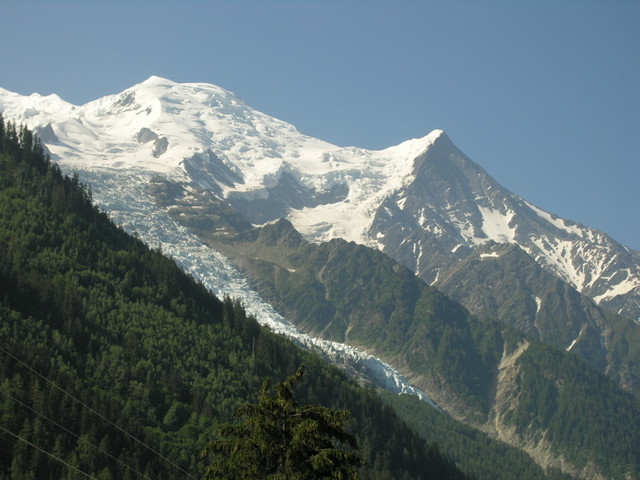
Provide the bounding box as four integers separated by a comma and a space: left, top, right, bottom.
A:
137, 127, 159, 143
368, 132, 640, 322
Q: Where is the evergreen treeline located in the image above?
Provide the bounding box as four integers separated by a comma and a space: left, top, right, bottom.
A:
0, 115, 467, 479
204, 366, 363, 479
387, 335, 640, 480
509, 341, 640, 479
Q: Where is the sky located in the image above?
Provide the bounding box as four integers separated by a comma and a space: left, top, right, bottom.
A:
1, 0, 638, 249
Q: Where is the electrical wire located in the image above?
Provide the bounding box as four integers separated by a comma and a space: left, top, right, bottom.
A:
0, 423, 98, 479
0, 387, 152, 480
0, 346, 199, 480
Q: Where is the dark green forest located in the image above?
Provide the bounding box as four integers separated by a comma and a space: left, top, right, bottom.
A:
380, 392, 568, 480
0, 115, 467, 479
203, 366, 363, 479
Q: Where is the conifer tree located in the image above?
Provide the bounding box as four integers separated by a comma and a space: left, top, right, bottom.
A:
203, 365, 362, 479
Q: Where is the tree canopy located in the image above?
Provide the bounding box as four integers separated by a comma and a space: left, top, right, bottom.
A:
203, 365, 362, 480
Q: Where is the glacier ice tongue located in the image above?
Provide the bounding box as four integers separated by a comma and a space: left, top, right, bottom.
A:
78, 167, 439, 409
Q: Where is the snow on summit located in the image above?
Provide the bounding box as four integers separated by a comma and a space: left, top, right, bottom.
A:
0, 76, 442, 245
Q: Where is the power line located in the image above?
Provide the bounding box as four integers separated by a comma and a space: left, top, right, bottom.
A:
0, 423, 98, 480
0, 346, 199, 480
0, 387, 152, 480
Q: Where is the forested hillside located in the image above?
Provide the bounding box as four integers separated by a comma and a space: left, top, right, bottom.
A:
434, 241, 640, 395
0, 116, 467, 479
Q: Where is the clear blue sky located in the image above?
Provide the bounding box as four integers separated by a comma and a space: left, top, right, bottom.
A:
1, 0, 638, 249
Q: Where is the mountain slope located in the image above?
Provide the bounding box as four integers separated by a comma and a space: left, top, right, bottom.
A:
368, 131, 640, 321
0, 115, 470, 480
1, 77, 638, 322
211, 219, 501, 416
208, 218, 640, 479
434, 241, 640, 393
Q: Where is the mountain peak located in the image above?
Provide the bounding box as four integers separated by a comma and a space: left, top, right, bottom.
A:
141, 75, 177, 86
429, 128, 446, 140
134, 76, 239, 103
257, 218, 306, 249
0, 86, 75, 125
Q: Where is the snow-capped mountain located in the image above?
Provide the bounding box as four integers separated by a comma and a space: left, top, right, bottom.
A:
5, 76, 640, 479
0, 76, 439, 239
1, 76, 637, 324
368, 132, 640, 321
0, 77, 441, 403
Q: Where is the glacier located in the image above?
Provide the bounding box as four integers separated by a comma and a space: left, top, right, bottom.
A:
78, 167, 439, 408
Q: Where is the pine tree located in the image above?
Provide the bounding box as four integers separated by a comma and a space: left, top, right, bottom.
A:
203, 365, 362, 479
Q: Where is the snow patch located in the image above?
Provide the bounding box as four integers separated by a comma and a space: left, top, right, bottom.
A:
566, 337, 579, 352
416, 243, 424, 270
451, 217, 484, 246
593, 272, 639, 303
478, 206, 516, 244
451, 244, 463, 254
566, 327, 585, 352
525, 201, 584, 237
430, 269, 440, 286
